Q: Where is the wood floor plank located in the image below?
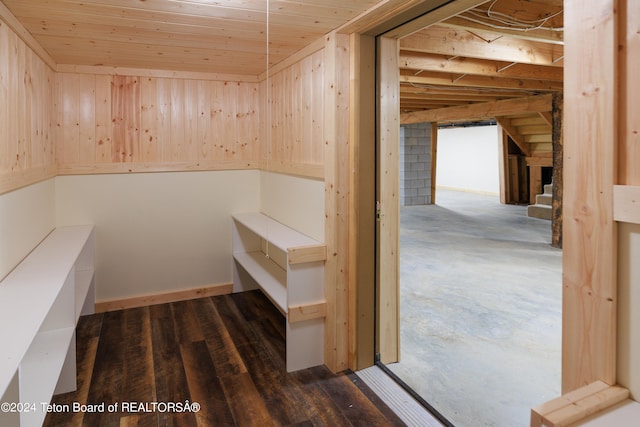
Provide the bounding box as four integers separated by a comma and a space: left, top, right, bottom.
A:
312, 367, 405, 427
219, 372, 275, 427
149, 303, 197, 427
41, 291, 406, 427
83, 310, 127, 426
171, 300, 205, 345
180, 340, 235, 426
120, 306, 157, 426
190, 297, 247, 377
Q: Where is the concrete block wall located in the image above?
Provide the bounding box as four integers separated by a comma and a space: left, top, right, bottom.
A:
400, 123, 432, 205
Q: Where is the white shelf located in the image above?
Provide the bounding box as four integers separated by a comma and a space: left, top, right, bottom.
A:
231, 212, 325, 372
0, 225, 94, 425
19, 328, 75, 427
234, 252, 287, 314
75, 269, 95, 321
232, 212, 321, 252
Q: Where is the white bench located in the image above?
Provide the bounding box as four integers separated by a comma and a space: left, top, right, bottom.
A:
0, 225, 95, 427
232, 212, 326, 372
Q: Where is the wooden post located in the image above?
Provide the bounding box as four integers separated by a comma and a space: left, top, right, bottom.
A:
376, 36, 400, 364
430, 122, 438, 204
562, 0, 617, 392
551, 92, 563, 248
497, 125, 510, 204
529, 165, 542, 205
348, 33, 376, 370
324, 31, 351, 373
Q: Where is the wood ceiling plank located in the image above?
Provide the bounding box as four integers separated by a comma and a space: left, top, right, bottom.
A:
400, 51, 563, 81
401, 25, 564, 67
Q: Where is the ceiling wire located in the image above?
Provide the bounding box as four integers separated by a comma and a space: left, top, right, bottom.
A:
459, 0, 564, 32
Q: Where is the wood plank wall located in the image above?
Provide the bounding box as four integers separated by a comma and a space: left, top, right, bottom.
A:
55, 73, 261, 174
0, 20, 56, 195
263, 48, 325, 179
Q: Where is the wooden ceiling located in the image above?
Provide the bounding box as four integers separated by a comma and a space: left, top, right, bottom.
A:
0, 0, 381, 76
1, 0, 563, 130
399, 0, 563, 115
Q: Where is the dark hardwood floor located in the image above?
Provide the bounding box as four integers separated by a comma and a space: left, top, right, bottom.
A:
43, 290, 405, 427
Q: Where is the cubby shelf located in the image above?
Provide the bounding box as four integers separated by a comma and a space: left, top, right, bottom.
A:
0, 225, 95, 427
232, 212, 326, 372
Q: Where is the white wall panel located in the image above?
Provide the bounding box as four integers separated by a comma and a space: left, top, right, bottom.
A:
0, 179, 55, 280
55, 170, 260, 301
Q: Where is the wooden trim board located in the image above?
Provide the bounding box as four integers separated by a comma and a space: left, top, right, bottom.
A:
95, 283, 233, 313
531, 381, 629, 427
613, 185, 640, 224
288, 302, 327, 323
288, 244, 327, 264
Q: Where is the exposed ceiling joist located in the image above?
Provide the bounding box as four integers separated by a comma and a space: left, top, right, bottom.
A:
401, 25, 564, 67
400, 52, 563, 81
400, 93, 553, 124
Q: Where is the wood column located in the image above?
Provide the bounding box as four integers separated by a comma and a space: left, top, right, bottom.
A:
376, 36, 400, 364
551, 92, 563, 248
562, 0, 618, 393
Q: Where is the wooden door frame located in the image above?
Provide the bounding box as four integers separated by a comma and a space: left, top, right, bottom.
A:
349, 0, 630, 409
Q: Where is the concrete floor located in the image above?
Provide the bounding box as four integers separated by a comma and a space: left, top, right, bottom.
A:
387, 189, 562, 427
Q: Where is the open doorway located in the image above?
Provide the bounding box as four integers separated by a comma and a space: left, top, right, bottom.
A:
384, 123, 562, 426
372, 2, 564, 423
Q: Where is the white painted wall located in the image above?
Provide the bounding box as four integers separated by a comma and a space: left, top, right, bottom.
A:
55, 170, 260, 302
260, 171, 325, 242
618, 223, 640, 399
0, 179, 55, 280
436, 125, 500, 195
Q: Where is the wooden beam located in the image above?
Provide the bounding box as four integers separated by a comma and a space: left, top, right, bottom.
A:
400, 52, 564, 81
439, 16, 563, 45
526, 156, 553, 167
496, 118, 531, 157
337, 0, 449, 36
539, 111, 554, 126
382, 0, 491, 39
401, 25, 564, 67
400, 70, 563, 91
401, 94, 552, 124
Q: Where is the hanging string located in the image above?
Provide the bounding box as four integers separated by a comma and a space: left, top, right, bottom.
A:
264, 0, 271, 260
